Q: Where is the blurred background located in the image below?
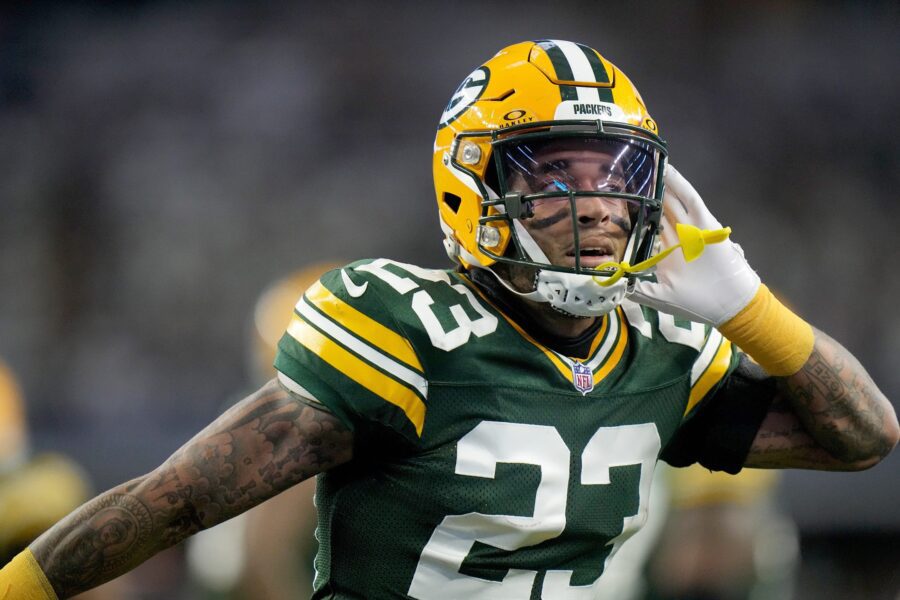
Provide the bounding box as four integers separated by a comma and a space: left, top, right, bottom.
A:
0, 1, 898, 598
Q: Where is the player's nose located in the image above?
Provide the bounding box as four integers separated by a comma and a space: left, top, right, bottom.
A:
575, 194, 614, 225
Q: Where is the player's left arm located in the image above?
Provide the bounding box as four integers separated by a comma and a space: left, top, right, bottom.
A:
633, 165, 898, 471
744, 329, 897, 470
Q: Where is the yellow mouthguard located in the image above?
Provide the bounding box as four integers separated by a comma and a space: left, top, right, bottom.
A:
591, 224, 732, 287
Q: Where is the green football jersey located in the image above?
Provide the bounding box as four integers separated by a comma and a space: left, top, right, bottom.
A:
275, 258, 740, 600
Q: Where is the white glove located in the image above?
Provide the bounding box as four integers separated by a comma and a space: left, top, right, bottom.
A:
630, 165, 760, 326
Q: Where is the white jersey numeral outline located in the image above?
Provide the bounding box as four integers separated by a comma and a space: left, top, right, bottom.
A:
408, 421, 661, 599
355, 259, 498, 351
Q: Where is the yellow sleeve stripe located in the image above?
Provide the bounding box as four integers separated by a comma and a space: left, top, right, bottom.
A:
303, 281, 423, 374
295, 298, 427, 399
286, 316, 426, 436
685, 332, 733, 416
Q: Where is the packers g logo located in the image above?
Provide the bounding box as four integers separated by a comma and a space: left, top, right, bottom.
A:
439, 67, 489, 128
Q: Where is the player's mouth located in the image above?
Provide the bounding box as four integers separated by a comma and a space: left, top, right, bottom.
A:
565, 243, 617, 268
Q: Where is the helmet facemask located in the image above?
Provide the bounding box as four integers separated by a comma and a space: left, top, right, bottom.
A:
456, 120, 667, 317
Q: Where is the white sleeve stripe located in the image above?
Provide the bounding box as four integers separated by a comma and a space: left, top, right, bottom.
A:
297, 296, 429, 399
277, 371, 323, 404
690, 329, 724, 386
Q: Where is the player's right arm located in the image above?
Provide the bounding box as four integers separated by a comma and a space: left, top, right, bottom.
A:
15, 378, 353, 599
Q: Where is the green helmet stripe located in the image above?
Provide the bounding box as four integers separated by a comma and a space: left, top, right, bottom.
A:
576, 43, 614, 103
538, 40, 578, 101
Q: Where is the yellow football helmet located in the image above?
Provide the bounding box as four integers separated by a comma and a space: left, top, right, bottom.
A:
434, 40, 667, 317
249, 262, 343, 385
0, 360, 27, 473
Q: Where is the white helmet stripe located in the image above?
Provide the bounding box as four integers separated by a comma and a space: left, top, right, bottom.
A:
549, 39, 602, 103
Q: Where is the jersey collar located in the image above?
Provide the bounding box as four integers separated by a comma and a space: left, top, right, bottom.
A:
458, 270, 629, 390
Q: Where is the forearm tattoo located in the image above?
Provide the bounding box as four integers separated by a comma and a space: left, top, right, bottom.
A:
747, 329, 896, 469
780, 330, 894, 463
30, 379, 353, 598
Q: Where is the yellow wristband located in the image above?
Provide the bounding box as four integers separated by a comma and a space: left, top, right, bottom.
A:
717, 284, 814, 376
0, 549, 58, 600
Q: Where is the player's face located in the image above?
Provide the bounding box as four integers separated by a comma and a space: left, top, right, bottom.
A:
505, 145, 636, 269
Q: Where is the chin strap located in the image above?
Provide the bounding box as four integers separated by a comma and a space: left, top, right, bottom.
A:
592, 223, 732, 288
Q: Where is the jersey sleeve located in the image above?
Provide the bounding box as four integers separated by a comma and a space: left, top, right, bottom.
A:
683, 327, 739, 421
661, 353, 776, 474
273, 263, 427, 443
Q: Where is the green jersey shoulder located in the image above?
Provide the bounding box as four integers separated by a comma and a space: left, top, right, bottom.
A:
275, 258, 736, 443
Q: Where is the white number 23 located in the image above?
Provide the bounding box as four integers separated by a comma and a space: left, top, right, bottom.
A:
408, 421, 661, 599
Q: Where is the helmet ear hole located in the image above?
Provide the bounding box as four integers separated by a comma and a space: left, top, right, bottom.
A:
442, 192, 462, 213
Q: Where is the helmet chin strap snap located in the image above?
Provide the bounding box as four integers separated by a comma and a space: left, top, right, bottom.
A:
592, 223, 732, 288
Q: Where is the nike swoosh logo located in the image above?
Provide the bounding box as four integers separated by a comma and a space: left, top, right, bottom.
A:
341, 269, 368, 298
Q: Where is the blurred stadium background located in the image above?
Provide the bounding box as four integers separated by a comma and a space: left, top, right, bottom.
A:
0, 1, 898, 598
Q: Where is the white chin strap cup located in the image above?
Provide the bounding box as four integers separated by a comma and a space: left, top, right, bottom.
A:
481, 266, 627, 318
525, 270, 627, 317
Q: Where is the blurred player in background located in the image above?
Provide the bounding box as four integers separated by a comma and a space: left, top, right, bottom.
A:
187, 264, 339, 599
647, 465, 797, 600
0, 360, 126, 599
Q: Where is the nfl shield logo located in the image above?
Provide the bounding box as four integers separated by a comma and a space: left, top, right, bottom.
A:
572, 362, 594, 395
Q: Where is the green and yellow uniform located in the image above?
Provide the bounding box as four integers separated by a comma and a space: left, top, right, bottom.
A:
275, 259, 768, 600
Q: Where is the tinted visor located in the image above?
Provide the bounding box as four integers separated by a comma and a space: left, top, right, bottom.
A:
498, 136, 656, 198
486, 134, 662, 271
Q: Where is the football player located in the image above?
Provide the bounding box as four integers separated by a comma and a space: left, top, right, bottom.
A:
2, 40, 897, 599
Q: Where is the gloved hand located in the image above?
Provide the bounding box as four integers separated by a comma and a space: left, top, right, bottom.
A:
630, 164, 760, 326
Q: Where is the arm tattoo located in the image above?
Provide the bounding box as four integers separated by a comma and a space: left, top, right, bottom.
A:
745, 396, 855, 469
30, 379, 353, 598
746, 329, 898, 470
779, 330, 895, 463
